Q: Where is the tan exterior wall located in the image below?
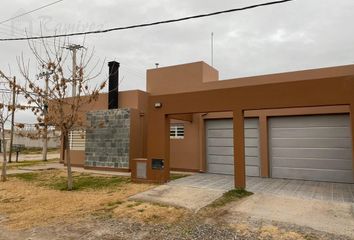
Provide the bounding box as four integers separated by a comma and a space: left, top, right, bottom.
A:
170, 115, 201, 172
63, 150, 85, 166
169, 111, 236, 173
169, 112, 234, 173
130, 109, 143, 161
145, 62, 354, 186
147, 61, 354, 95
147, 61, 219, 95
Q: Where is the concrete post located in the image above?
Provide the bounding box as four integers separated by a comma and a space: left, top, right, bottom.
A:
233, 109, 246, 189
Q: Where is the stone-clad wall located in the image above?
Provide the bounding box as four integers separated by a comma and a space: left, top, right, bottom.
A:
85, 108, 130, 169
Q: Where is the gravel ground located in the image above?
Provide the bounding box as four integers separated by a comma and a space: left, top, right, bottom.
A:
0, 213, 352, 240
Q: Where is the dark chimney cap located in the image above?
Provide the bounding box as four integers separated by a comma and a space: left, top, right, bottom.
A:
108, 61, 120, 68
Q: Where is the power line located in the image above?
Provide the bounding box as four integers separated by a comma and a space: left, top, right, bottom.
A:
0, 0, 293, 42
0, 1, 62, 48
0, 0, 65, 25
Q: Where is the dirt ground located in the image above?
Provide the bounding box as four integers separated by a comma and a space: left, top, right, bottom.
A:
0, 171, 352, 240
226, 193, 354, 238
0, 172, 170, 229
0, 208, 351, 240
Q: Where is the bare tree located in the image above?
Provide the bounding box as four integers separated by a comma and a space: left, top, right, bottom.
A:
16, 38, 106, 190
0, 73, 15, 182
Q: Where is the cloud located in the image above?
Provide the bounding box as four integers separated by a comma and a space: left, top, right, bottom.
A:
0, 0, 354, 124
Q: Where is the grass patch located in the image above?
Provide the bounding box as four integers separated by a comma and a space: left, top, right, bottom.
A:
2, 159, 59, 169
20, 147, 59, 154
208, 188, 253, 208
12, 170, 131, 191
13, 172, 40, 181
49, 174, 131, 191
170, 173, 190, 181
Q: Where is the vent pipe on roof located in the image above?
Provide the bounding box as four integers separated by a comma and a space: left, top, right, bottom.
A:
108, 61, 120, 109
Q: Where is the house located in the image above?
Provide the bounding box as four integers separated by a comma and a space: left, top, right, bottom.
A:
61, 61, 354, 188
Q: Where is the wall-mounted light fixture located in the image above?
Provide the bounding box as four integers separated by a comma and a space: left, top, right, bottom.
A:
154, 102, 162, 108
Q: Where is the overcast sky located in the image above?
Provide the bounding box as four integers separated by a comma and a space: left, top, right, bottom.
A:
1, 0, 354, 124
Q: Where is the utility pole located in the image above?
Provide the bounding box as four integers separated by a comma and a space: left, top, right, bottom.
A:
211, 32, 214, 67
64, 44, 84, 97
8, 77, 16, 163
43, 74, 48, 161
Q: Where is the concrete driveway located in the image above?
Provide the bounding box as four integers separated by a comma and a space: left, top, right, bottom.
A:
130, 172, 354, 211
130, 174, 234, 211
130, 173, 354, 237
246, 177, 354, 203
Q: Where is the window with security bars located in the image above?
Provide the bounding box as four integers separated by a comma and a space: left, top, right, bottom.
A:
170, 124, 184, 139
69, 130, 86, 150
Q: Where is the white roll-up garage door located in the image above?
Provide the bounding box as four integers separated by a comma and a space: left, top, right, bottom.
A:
205, 118, 260, 176
269, 114, 353, 183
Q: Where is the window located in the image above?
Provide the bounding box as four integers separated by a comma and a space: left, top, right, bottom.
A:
69, 130, 86, 150
170, 124, 184, 139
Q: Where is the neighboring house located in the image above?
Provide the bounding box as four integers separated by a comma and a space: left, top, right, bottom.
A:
61, 61, 354, 187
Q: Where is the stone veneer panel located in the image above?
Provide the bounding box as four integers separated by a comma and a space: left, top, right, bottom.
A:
85, 108, 130, 169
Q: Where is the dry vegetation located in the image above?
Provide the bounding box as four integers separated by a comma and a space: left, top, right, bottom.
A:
0, 170, 341, 240
0, 170, 186, 229
229, 224, 307, 240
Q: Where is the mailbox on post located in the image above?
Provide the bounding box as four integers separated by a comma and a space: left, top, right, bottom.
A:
12, 144, 25, 162
131, 158, 168, 183
151, 159, 164, 170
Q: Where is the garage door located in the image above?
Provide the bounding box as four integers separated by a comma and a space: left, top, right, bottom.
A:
205, 118, 260, 176
269, 114, 353, 183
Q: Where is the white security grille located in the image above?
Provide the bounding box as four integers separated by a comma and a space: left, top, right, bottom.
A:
69, 130, 86, 150
170, 124, 184, 139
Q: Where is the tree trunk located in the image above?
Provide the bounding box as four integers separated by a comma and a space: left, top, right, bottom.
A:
42, 125, 48, 161
8, 80, 16, 163
64, 131, 73, 190
1, 126, 7, 182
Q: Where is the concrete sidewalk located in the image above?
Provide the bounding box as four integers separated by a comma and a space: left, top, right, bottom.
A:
0, 153, 60, 161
